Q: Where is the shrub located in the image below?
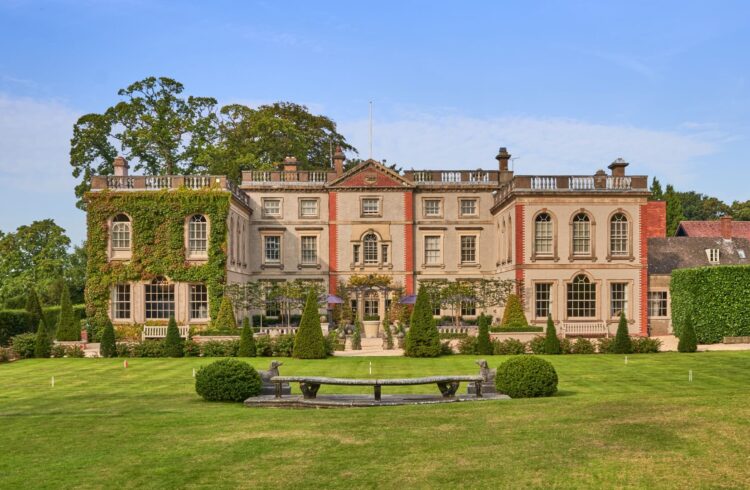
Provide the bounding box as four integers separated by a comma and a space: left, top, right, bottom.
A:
51, 344, 67, 358
543, 315, 561, 355
457, 335, 477, 354
272, 334, 295, 357
11, 332, 37, 359
114, 324, 143, 342
351, 321, 362, 350
213, 295, 237, 333
132, 340, 165, 357
476, 313, 492, 355
383, 318, 394, 350
324, 331, 337, 356
183, 339, 200, 357
34, 321, 51, 358
254, 335, 273, 356
100, 318, 117, 358
571, 337, 596, 354
0, 346, 14, 362
632, 336, 662, 354
404, 287, 441, 357
671, 265, 750, 343
494, 338, 526, 355
490, 325, 544, 333
293, 290, 326, 359
195, 359, 262, 402
612, 312, 632, 354
559, 337, 573, 354
495, 356, 558, 398
501, 294, 528, 328
678, 314, 698, 353
201, 340, 239, 357
25, 289, 46, 333
52, 344, 84, 358
527, 336, 545, 354
116, 343, 133, 357
597, 337, 614, 354
0, 310, 33, 346
238, 318, 256, 357
55, 285, 80, 341
162, 316, 184, 357
440, 341, 454, 355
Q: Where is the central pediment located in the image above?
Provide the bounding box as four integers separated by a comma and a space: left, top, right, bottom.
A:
327, 160, 413, 189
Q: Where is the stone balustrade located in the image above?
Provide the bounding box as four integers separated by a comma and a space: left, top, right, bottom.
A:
493, 174, 648, 207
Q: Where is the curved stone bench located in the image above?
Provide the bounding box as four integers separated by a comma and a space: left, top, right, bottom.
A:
271, 375, 484, 401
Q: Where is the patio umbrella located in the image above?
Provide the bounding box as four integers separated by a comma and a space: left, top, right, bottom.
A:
325, 294, 344, 304
399, 295, 418, 305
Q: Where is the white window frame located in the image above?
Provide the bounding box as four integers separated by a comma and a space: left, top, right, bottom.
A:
261, 198, 283, 218
299, 198, 320, 218
423, 198, 443, 218
187, 214, 208, 257
424, 235, 442, 265
609, 213, 629, 257
648, 291, 668, 317
144, 278, 175, 320
111, 214, 132, 251
610, 282, 628, 318
263, 234, 282, 265
361, 197, 381, 217
459, 234, 478, 264
189, 284, 209, 321
567, 275, 596, 319
459, 198, 478, 217
300, 235, 318, 265
534, 282, 552, 319
112, 283, 131, 320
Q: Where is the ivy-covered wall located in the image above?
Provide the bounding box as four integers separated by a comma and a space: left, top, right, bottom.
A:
85, 189, 230, 326
671, 265, 750, 343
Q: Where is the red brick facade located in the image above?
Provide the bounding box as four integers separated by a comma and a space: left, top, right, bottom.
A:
514, 203, 525, 287
328, 192, 338, 294
404, 191, 415, 294
639, 201, 667, 335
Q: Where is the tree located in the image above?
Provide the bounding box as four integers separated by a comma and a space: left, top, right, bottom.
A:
224, 282, 266, 327
163, 316, 184, 357
65, 243, 87, 305
649, 177, 664, 201
100, 318, 117, 358
25, 289, 45, 333
612, 312, 632, 354
678, 314, 698, 353
730, 199, 750, 221
439, 281, 476, 327
405, 286, 441, 357
665, 184, 685, 236
293, 289, 327, 359
0, 220, 71, 305
476, 313, 493, 355
213, 295, 238, 332
501, 294, 528, 328
543, 314, 561, 355
34, 321, 51, 358
55, 284, 79, 341
267, 279, 326, 327
383, 317, 394, 350
238, 318, 256, 357
351, 320, 362, 350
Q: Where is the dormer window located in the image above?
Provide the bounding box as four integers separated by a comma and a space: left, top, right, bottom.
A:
111, 214, 131, 250
187, 215, 208, 257
706, 248, 720, 264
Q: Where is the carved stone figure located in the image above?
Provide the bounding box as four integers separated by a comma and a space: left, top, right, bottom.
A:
468, 359, 498, 395
259, 360, 290, 396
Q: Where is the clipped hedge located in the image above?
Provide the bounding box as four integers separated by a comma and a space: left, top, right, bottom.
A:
671, 265, 750, 344
495, 356, 558, 398
195, 359, 262, 402
0, 305, 86, 346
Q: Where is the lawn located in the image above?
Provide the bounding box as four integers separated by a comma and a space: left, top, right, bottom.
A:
1, 353, 750, 489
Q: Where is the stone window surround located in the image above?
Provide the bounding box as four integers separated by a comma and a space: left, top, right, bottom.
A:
261, 231, 284, 269
531, 209, 560, 262
111, 283, 132, 322
298, 197, 320, 219
421, 197, 444, 218
298, 233, 321, 269
359, 195, 383, 218
533, 281, 554, 320
261, 197, 283, 219
350, 230, 392, 270
421, 232, 445, 268
109, 213, 133, 261
184, 214, 210, 262
189, 283, 210, 322
568, 209, 597, 261
458, 232, 479, 267
564, 272, 601, 321
606, 208, 635, 262
608, 280, 633, 319
458, 197, 479, 218
647, 289, 669, 318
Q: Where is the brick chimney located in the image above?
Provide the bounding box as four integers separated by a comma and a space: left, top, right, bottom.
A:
496, 147, 513, 184
720, 215, 733, 240
333, 146, 345, 176
608, 157, 629, 177
282, 156, 298, 172
113, 156, 129, 177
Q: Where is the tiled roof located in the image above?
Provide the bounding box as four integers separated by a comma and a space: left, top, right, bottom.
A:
676, 220, 750, 240
648, 237, 750, 275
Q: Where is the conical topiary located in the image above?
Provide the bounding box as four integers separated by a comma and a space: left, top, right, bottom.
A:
476, 313, 493, 355
163, 316, 184, 357
351, 320, 362, 350
55, 284, 80, 341
100, 318, 116, 358
239, 317, 257, 357
501, 294, 528, 328
214, 295, 237, 333
25, 289, 45, 333
383, 318, 394, 350
612, 312, 632, 354
543, 314, 561, 354
292, 289, 327, 359
405, 287, 441, 357
34, 321, 51, 358
678, 314, 698, 353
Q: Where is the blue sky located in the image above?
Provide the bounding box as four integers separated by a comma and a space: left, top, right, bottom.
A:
0, 0, 749, 245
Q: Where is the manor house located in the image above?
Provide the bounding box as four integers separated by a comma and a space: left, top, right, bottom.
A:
87, 147, 667, 336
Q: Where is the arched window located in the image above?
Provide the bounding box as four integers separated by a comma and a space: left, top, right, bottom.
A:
534, 213, 553, 255
145, 277, 175, 320
610, 213, 628, 256
572, 213, 591, 255
567, 275, 596, 318
111, 214, 131, 250
363, 233, 379, 265
188, 215, 208, 255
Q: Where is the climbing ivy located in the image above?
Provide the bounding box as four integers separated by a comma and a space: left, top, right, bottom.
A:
85, 189, 230, 326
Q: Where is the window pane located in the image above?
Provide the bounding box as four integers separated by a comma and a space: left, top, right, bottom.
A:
648, 291, 668, 317
460, 236, 476, 263
610, 214, 628, 256
189, 284, 208, 320
364, 293, 379, 317
113, 284, 131, 319
534, 213, 552, 255
264, 236, 281, 263
300, 199, 318, 217
301, 236, 317, 264
363, 233, 378, 264
381, 244, 388, 264
145, 278, 174, 320
460, 199, 477, 215
424, 199, 441, 216
567, 275, 596, 318
362, 198, 380, 216
188, 215, 207, 254
112, 215, 131, 250
353, 244, 360, 264
572, 214, 591, 255
263, 199, 281, 216
461, 301, 476, 316
535, 283, 551, 318
610, 283, 627, 317
425, 236, 441, 264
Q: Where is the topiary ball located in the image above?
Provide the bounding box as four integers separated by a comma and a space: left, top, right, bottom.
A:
495, 356, 558, 398
195, 359, 262, 402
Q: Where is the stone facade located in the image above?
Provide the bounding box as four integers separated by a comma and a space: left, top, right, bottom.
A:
89, 148, 669, 336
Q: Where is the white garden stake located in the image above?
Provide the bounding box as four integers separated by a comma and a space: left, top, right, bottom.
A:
625, 356, 628, 365
689, 370, 693, 382
369, 361, 372, 375
192, 368, 196, 378
51, 376, 55, 388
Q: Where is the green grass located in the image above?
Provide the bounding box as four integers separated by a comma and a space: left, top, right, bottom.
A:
2, 353, 750, 489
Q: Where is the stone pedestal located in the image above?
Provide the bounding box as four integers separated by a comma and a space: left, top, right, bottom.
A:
363, 320, 380, 338
261, 383, 290, 396
467, 383, 497, 395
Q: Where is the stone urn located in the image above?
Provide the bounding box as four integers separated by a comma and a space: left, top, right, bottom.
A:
362, 320, 380, 338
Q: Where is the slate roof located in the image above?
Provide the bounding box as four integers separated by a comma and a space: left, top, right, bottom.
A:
648, 237, 750, 275
676, 220, 750, 240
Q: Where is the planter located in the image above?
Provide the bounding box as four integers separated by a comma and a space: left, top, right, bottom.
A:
362, 320, 380, 338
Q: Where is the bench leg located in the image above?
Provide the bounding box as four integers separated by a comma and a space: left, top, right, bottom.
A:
300, 382, 320, 400
475, 381, 483, 398
437, 381, 460, 398
374, 384, 381, 401
275, 381, 282, 399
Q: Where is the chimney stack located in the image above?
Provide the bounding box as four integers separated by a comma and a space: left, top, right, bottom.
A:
608, 158, 629, 177
720, 215, 733, 240
113, 156, 129, 177
333, 146, 345, 176
282, 156, 298, 172
496, 147, 513, 185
